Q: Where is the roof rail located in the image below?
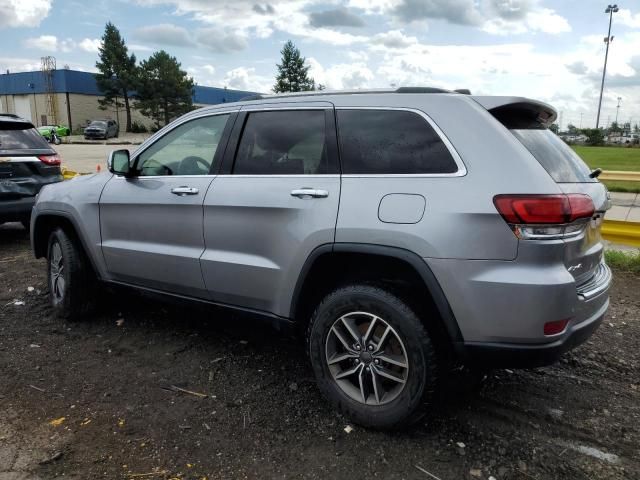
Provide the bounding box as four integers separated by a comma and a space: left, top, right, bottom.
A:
236, 87, 471, 102
395, 87, 450, 94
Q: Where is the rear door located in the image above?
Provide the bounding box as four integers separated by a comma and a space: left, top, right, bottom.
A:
99, 111, 233, 298
201, 103, 340, 315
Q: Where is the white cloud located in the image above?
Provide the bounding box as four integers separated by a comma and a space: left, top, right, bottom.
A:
617, 8, 640, 29
308, 57, 374, 89
0, 0, 51, 29
134, 23, 194, 47
372, 30, 418, 49
24, 35, 58, 52
78, 38, 101, 53
483, 6, 570, 35
23, 35, 75, 53
222, 67, 271, 92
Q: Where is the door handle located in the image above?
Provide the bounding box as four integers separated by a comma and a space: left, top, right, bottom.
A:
171, 186, 199, 196
290, 188, 329, 199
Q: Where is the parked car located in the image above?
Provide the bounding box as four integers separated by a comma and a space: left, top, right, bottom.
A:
30, 88, 612, 429
37, 124, 71, 144
0, 115, 63, 229
84, 120, 118, 140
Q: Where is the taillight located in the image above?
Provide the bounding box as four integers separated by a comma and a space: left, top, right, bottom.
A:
544, 319, 569, 336
38, 154, 62, 166
493, 194, 595, 240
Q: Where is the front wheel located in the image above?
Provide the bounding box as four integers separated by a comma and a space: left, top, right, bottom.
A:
47, 227, 95, 320
307, 284, 440, 429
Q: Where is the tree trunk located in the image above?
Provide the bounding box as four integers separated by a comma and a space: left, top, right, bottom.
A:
164, 99, 169, 126
123, 90, 132, 133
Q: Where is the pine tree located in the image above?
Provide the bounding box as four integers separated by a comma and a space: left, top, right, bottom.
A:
273, 40, 314, 93
135, 50, 194, 129
95, 22, 138, 132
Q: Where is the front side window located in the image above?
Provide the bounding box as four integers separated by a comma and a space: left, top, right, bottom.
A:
136, 114, 229, 176
337, 110, 458, 174
233, 110, 333, 175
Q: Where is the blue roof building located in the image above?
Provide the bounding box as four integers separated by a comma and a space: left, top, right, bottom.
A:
0, 69, 258, 130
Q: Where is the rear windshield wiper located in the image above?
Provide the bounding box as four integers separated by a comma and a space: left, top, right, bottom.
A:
589, 168, 603, 179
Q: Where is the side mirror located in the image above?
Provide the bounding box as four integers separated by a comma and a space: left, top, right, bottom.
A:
107, 149, 132, 176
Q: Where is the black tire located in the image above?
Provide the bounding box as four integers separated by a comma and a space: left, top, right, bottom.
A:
47, 227, 95, 320
307, 284, 440, 429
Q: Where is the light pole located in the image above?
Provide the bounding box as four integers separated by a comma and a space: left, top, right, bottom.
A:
596, 4, 619, 129
615, 96, 621, 125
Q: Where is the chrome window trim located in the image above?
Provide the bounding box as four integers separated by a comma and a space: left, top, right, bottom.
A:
240, 104, 332, 112
112, 174, 341, 180
131, 109, 239, 161
335, 106, 467, 178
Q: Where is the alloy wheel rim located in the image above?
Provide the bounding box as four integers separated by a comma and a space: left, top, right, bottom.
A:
325, 311, 409, 406
50, 242, 65, 301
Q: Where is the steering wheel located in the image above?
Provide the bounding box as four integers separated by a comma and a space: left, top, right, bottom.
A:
180, 156, 210, 174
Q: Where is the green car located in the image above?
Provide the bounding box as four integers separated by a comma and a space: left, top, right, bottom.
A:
38, 125, 71, 144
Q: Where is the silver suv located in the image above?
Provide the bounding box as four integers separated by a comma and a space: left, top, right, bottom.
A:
30, 88, 612, 429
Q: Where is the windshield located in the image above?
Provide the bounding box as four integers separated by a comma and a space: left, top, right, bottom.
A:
89, 121, 107, 128
511, 129, 595, 183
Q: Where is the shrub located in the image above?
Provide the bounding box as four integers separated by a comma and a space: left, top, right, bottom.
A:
130, 121, 149, 133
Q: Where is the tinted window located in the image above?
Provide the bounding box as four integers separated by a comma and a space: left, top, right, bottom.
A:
89, 121, 106, 128
234, 110, 333, 175
511, 129, 595, 183
337, 110, 458, 174
136, 114, 229, 176
0, 126, 50, 150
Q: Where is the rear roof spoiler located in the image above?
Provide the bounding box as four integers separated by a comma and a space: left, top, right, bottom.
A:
471, 96, 557, 128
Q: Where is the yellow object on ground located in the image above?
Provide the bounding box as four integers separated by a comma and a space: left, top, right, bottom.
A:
602, 220, 640, 247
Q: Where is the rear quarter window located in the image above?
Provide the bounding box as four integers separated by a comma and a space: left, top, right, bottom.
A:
0, 126, 51, 151
336, 109, 458, 175
510, 129, 595, 183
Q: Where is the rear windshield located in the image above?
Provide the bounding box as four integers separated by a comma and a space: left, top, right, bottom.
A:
510, 129, 595, 183
0, 126, 51, 150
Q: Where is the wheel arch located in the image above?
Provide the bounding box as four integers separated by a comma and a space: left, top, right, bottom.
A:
290, 243, 463, 352
32, 212, 99, 278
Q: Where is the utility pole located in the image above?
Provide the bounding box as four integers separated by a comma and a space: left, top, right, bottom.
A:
596, 4, 619, 129
615, 96, 621, 124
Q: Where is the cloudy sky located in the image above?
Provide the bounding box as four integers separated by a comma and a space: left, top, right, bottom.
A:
1, 0, 640, 128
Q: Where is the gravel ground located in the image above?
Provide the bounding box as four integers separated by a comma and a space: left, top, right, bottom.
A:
0, 222, 638, 480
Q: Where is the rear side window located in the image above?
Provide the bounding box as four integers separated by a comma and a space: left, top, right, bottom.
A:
0, 126, 50, 150
337, 110, 458, 174
511, 129, 595, 183
234, 110, 335, 175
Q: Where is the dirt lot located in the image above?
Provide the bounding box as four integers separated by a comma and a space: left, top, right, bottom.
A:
1, 223, 638, 480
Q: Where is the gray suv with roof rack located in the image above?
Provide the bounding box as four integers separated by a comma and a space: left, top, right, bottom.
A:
30, 88, 611, 429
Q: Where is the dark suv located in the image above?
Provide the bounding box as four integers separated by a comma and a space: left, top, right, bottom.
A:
0, 115, 63, 229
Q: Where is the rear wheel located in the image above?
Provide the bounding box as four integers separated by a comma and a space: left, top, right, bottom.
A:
307, 284, 440, 429
47, 227, 95, 320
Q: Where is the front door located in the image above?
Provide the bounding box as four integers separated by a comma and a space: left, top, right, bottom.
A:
100, 112, 233, 298
201, 105, 341, 316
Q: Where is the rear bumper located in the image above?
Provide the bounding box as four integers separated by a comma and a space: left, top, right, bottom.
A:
462, 297, 608, 368
0, 196, 35, 221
